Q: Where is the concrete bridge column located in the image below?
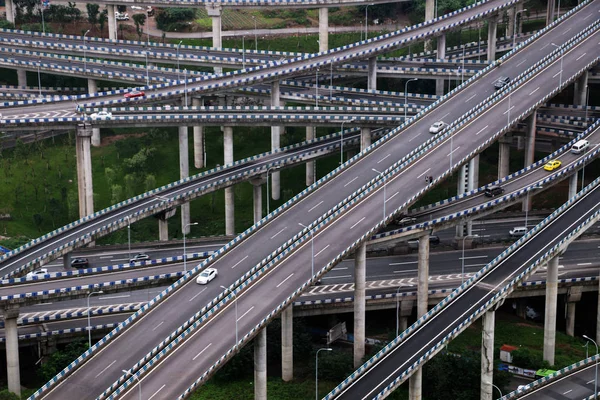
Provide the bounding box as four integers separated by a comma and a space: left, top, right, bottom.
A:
361, 128, 371, 151
354, 242, 366, 367
3, 305, 20, 396
435, 35, 446, 96
251, 177, 265, 224
5, 0, 15, 23
543, 255, 559, 365
523, 113, 537, 212
88, 79, 101, 147
223, 126, 235, 235
573, 71, 588, 106
480, 310, 495, 400
546, 0, 556, 25
271, 81, 281, 201
157, 209, 175, 241
569, 173, 578, 198
179, 126, 191, 235
424, 0, 435, 52
498, 134, 511, 179
107, 5, 117, 40
399, 300, 413, 333
63, 252, 71, 269
516, 3, 524, 34
566, 286, 582, 337
306, 126, 315, 186
254, 327, 267, 400
319, 8, 328, 52
192, 98, 206, 169
281, 306, 293, 381
487, 18, 497, 62
368, 57, 377, 91
76, 124, 94, 218
409, 234, 430, 400
456, 166, 467, 237
206, 5, 223, 74
507, 7, 515, 39
17, 68, 27, 87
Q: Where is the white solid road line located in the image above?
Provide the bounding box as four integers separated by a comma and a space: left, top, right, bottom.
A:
99, 294, 130, 300
237, 305, 255, 322
390, 261, 418, 266
99, 256, 113, 259
148, 384, 166, 400
152, 321, 164, 331
192, 343, 212, 361
276, 273, 294, 288
344, 177, 359, 187
189, 287, 206, 302
94, 360, 116, 378
231, 255, 248, 269
270, 227, 287, 240
577, 262, 592, 266
459, 255, 489, 260
576, 52, 587, 60
350, 217, 366, 230
314, 244, 330, 258
308, 201, 324, 212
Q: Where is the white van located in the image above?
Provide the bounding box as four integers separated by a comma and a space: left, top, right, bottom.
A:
509, 227, 527, 237
571, 139, 589, 154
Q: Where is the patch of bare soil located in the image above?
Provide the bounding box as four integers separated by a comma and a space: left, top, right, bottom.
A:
101, 133, 146, 147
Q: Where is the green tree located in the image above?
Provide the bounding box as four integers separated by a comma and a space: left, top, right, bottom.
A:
104, 167, 116, 187
33, 213, 43, 232
67, 190, 78, 220
124, 174, 137, 199
144, 174, 156, 192
86, 3, 99, 27
111, 184, 123, 205
38, 340, 88, 382
132, 13, 146, 41
98, 9, 107, 37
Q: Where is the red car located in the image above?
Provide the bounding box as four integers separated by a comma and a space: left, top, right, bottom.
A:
124, 90, 145, 99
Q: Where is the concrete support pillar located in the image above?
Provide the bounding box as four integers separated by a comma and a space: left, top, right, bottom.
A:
5, 0, 15, 23
367, 57, 377, 91
543, 256, 559, 366
400, 316, 408, 332
252, 180, 263, 224
254, 328, 267, 400
487, 19, 497, 62
498, 135, 511, 179
409, 234, 430, 400
63, 253, 71, 269
546, 0, 556, 25
179, 126, 191, 235
569, 173, 578, 198
318, 8, 328, 52
17, 68, 26, 87
223, 126, 234, 235
88, 79, 101, 147
523, 113, 536, 212
207, 5, 223, 74
192, 97, 205, 169
281, 306, 293, 381
516, 3, 524, 34
306, 126, 315, 186
76, 124, 94, 218
271, 81, 281, 201
107, 5, 117, 40
436, 34, 446, 60
361, 128, 371, 151
573, 71, 588, 106
158, 216, 168, 241
480, 310, 495, 400
468, 155, 479, 190
507, 7, 515, 39
4, 306, 20, 396
354, 242, 366, 368
424, 0, 435, 52
566, 287, 582, 337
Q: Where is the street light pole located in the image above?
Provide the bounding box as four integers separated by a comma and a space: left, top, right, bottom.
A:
221, 285, 238, 347
461, 235, 479, 285
266, 167, 273, 215
183, 222, 198, 272
87, 290, 104, 348
298, 223, 314, 277
177, 40, 182, 82
316, 348, 332, 400
122, 369, 142, 400
340, 118, 355, 165
461, 45, 465, 84
126, 216, 131, 260
364, 4, 373, 41
513, 9, 527, 49
83, 29, 90, 74
145, 51, 149, 87
37, 64, 42, 97
395, 285, 402, 336
315, 68, 319, 107
242, 35, 246, 70
404, 78, 417, 122
184, 68, 188, 107
583, 335, 598, 399
372, 169, 386, 220
492, 384, 503, 398
252, 16, 257, 51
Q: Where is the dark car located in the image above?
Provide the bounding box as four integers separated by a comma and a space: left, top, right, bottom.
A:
484, 185, 504, 197
70, 258, 89, 268
494, 76, 510, 90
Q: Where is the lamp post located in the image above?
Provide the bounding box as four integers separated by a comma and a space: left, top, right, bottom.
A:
87, 290, 104, 348
183, 222, 198, 273
492, 384, 503, 398
461, 234, 479, 285
513, 9, 527, 49
315, 68, 319, 107
551, 43, 563, 87
184, 68, 188, 107
83, 29, 90, 73
221, 285, 238, 347
145, 51, 149, 87
125, 216, 131, 260
364, 4, 373, 41
40, 4, 45, 34
298, 222, 314, 277
37, 64, 42, 97
316, 348, 333, 400
583, 334, 598, 399
404, 78, 418, 122
176, 40, 182, 82
340, 118, 355, 165
395, 285, 403, 336
266, 166, 273, 215
372, 168, 386, 220
252, 16, 257, 51
242, 35, 246, 70
122, 369, 142, 400
329, 62, 333, 100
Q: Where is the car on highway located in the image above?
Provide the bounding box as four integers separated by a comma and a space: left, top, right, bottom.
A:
70, 257, 89, 268
90, 111, 112, 120
196, 268, 218, 285
395, 216, 417, 226
26, 268, 48, 279
428, 121, 447, 134
493, 76, 511, 90
543, 159, 562, 171
115, 12, 129, 21
130, 253, 150, 263
484, 185, 504, 197
509, 227, 527, 237
124, 90, 145, 99
131, 5, 143, 10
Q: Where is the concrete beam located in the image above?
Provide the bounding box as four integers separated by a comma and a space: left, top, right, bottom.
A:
424, 0, 435, 52
281, 306, 293, 381
3, 305, 20, 396
319, 8, 328, 52
487, 18, 497, 62
271, 81, 281, 201
498, 135, 511, 179
223, 126, 235, 235
354, 242, 366, 368
306, 126, 315, 186
543, 255, 559, 365
5, 0, 15, 23
179, 126, 191, 235
107, 5, 117, 40
480, 310, 495, 400
76, 124, 94, 218
254, 328, 267, 400
192, 97, 206, 169
546, 0, 556, 25
207, 5, 223, 75
573, 71, 588, 106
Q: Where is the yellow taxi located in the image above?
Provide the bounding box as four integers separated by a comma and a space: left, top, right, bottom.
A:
543, 160, 562, 171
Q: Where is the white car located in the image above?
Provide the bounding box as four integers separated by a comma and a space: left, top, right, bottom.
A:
129, 253, 150, 263
26, 268, 48, 279
429, 121, 447, 134
131, 6, 143, 10
196, 268, 217, 285
90, 111, 112, 120
115, 12, 130, 21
